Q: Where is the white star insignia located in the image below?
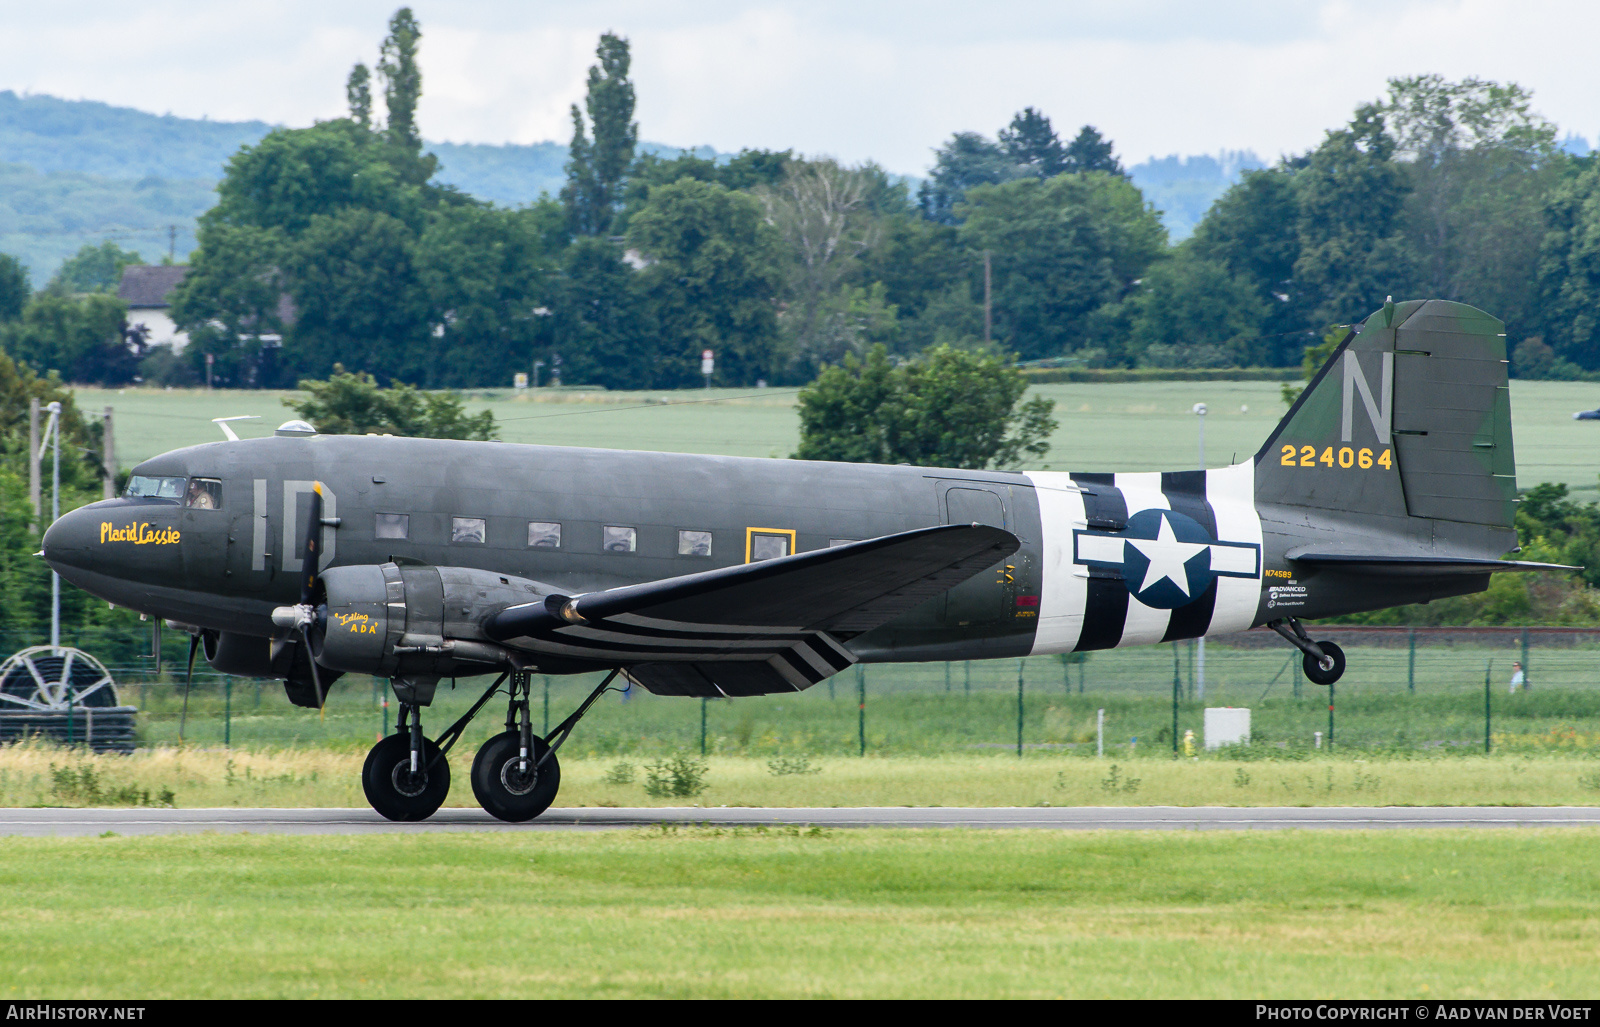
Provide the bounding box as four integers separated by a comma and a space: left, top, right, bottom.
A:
1127, 515, 1209, 597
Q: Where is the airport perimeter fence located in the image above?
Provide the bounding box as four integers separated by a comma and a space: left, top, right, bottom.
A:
7, 626, 1600, 758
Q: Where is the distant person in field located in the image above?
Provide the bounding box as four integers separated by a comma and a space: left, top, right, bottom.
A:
1509, 661, 1527, 693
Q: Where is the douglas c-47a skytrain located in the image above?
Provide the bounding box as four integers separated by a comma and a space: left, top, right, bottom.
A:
42, 300, 1564, 821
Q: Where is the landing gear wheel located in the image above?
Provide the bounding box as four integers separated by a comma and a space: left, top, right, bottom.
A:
362, 733, 451, 821
471, 731, 560, 823
1302, 640, 1346, 686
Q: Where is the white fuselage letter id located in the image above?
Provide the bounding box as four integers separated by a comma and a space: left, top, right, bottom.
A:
1341, 350, 1393, 444
282, 480, 336, 574
252, 478, 268, 572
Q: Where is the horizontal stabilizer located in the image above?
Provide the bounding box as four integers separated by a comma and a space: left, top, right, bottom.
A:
1286, 549, 1577, 575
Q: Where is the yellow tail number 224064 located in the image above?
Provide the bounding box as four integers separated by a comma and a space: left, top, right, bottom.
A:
1281, 444, 1392, 470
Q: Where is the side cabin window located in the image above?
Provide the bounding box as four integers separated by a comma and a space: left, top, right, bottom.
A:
528, 522, 561, 548
375, 513, 409, 540
452, 516, 487, 544
603, 525, 637, 553
748, 529, 794, 563
677, 529, 712, 557
125, 475, 185, 502
185, 478, 222, 510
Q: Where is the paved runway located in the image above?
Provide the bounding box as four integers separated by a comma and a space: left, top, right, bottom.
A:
3, 806, 1599, 836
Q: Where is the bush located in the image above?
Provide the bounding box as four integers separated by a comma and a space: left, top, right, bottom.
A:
643, 755, 708, 798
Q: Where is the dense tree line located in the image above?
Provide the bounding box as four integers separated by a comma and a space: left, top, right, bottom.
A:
11, 18, 1600, 393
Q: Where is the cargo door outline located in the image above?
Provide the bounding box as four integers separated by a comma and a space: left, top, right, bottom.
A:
940, 485, 1010, 624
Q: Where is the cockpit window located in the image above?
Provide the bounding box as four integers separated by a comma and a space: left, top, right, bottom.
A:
185, 478, 222, 510
124, 475, 186, 502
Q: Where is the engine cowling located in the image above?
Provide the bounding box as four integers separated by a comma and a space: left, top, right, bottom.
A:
311, 563, 544, 684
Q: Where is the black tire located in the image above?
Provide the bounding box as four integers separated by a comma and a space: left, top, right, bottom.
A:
470, 731, 560, 823
1302, 640, 1346, 686
362, 733, 451, 822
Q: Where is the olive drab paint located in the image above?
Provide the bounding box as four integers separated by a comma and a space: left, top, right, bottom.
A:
36, 299, 1569, 818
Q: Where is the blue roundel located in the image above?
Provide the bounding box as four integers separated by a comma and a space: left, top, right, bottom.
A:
1119, 509, 1216, 609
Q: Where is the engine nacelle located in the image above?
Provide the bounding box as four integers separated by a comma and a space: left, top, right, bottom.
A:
204, 630, 290, 677
312, 563, 543, 692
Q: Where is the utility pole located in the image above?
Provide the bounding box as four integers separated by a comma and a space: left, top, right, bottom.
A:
983, 251, 993, 343
27, 397, 39, 531
38, 402, 61, 650
168, 225, 177, 263
102, 407, 115, 500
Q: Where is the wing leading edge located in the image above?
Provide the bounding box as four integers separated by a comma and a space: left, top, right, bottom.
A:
484, 523, 1019, 697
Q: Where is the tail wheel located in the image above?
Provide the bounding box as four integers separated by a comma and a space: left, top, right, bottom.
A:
471, 730, 561, 823
362, 733, 450, 821
1303, 640, 1346, 686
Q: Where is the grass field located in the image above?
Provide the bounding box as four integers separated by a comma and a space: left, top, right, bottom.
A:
0, 828, 1596, 998
75, 378, 1600, 495
6, 743, 1600, 810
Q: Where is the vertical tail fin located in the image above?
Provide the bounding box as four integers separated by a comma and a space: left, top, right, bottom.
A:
1254, 299, 1515, 553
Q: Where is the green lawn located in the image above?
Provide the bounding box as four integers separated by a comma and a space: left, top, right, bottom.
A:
0, 828, 1596, 998
75, 379, 1600, 495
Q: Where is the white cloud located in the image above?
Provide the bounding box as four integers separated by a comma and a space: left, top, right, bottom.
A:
0, 0, 1597, 173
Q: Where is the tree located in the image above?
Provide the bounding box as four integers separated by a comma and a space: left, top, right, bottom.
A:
204, 120, 420, 235
48, 242, 143, 294
999, 108, 1067, 177
849, 213, 973, 350
919, 132, 1019, 224
627, 178, 782, 386
1292, 103, 1415, 328
346, 63, 373, 128
957, 172, 1166, 359
0, 293, 141, 385
552, 236, 651, 390
563, 33, 638, 237
414, 203, 558, 387
285, 366, 496, 439
795, 344, 1056, 469
1062, 126, 1124, 176
377, 8, 423, 154
283, 208, 429, 383
0, 254, 27, 322
1123, 251, 1268, 367
1384, 75, 1560, 334
758, 159, 884, 376
167, 222, 289, 387
1188, 168, 1303, 358
1536, 159, 1600, 370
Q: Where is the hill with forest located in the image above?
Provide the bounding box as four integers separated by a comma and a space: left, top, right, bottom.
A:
0, 90, 1251, 279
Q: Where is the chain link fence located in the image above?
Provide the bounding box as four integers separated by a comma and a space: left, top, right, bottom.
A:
6, 626, 1600, 757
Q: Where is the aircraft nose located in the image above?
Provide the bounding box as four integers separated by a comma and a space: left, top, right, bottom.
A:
41, 504, 102, 571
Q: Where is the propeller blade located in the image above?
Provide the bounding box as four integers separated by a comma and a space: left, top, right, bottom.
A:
300, 627, 326, 720
299, 482, 324, 606
178, 632, 198, 744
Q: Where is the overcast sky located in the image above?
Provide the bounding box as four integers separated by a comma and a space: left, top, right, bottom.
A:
3, 0, 1597, 173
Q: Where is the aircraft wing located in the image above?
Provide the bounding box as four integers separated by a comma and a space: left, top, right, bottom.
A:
484, 523, 1018, 697
1285, 548, 1578, 575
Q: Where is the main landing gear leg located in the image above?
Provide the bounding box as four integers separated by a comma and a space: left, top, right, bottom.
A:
363, 699, 453, 821
1268, 617, 1346, 686
472, 668, 622, 823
